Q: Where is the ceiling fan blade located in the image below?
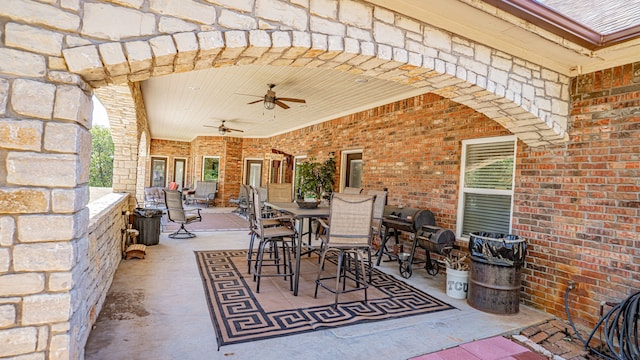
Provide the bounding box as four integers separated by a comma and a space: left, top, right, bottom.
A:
203, 125, 218, 128
227, 127, 244, 132
277, 97, 306, 104
275, 100, 290, 109
247, 99, 263, 105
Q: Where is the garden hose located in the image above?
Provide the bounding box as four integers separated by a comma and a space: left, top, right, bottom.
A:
565, 284, 640, 360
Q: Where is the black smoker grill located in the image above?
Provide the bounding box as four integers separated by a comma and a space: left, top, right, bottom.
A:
375, 206, 435, 267
397, 225, 456, 278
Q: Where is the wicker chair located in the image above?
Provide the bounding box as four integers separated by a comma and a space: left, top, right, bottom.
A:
314, 193, 375, 307
250, 185, 297, 293
164, 190, 202, 239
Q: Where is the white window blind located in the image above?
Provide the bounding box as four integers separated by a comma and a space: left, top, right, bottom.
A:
457, 136, 516, 237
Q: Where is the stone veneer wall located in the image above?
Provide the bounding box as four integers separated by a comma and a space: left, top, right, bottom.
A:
77, 194, 129, 359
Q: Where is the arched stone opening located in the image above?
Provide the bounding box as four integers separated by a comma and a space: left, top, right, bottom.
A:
64, 28, 570, 148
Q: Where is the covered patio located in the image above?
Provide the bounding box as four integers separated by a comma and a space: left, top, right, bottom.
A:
1, 1, 639, 359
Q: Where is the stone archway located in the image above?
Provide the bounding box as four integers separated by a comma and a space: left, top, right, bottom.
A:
65, 26, 569, 148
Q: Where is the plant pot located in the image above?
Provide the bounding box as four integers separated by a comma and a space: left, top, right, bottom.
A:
295, 199, 320, 209
446, 267, 469, 299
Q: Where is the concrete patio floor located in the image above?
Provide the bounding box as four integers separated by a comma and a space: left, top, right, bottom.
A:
85, 223, 552, 360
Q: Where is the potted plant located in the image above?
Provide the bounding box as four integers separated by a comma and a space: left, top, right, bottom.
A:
296, 156, 336, 202
443, 251, 470, 299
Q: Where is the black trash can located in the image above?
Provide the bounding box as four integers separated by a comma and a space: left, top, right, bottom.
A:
133, 208, 164, 246
467, 232, 527, 314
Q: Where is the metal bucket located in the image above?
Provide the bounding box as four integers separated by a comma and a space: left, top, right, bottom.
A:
467, 260, 522, 314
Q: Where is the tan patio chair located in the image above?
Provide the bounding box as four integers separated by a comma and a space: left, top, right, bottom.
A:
188, 181, 217, 207
249, 185, 297, 293
230, 184, 250, 216
164, 190, 202, 239
314, 193, 375, 307
267, 182, 293, 203
343, 186, 363, 194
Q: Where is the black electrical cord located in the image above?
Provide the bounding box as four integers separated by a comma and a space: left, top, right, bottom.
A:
565, 284, 640, 360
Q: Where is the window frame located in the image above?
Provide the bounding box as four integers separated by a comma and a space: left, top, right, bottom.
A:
456, 135, 517, 238
202, 156, 220, 182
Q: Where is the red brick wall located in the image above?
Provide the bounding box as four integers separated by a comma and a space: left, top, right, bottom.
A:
149, 64, 639, 329
149, 139, 190, 187
514, 63, 640, 326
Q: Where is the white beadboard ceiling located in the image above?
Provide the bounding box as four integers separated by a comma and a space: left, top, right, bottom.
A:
142, 65, 429, 141
139, 0, 640, 142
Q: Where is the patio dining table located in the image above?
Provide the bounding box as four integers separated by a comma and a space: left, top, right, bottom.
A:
264, 201, 330, 296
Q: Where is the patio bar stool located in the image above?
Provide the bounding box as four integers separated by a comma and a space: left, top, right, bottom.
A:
314, 193, 375, 307
250, 186, 297, 293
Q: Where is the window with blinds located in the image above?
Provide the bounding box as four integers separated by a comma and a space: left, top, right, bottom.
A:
457, 136, 516, 237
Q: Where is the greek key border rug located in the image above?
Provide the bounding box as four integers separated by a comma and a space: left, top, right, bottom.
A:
195, 250, 455, 348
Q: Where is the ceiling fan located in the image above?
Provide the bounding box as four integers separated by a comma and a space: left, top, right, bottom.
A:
204, 120, 244, 136
247, 83, 306, 110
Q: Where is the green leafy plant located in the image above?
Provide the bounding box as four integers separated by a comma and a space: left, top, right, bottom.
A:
297, 156, 336, 200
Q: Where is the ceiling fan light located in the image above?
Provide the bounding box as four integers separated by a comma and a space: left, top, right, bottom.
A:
264, 99, 276, 110
218, 128, 226, 136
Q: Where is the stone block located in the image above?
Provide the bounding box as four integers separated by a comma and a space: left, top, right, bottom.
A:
62, 45, 106, 82
424, 27, 451, 52
310, 0, 337, 19
81, 3, 155, 41
311, 16, 345, 36
0, 119, 42, 151
48, 272, 73, 292
53, 85, 91, 125
220, 31, 247, 59
339, 0, 373, 29
50, 334, 70, 360
0, 273, 45, 297
61, 0, 81, 11
0, 0, 80, 32
158, 16, 198, 34
0, 188, 49, 214
7, 152, 79, 187
0, 326, 37, 357
347, 26, 372, 41
0, 304, 16, 327
396, 15, 421, 34
210, 0, 254, 12
0, 248, 8, 273
150, 0, 216, 24
0, 79, 8, 115
0, 217, 15, 246
219, 9, 257, 30
256, 0, 308, 31
124, 41, 153, 73
52, 187, 88, 214
0, 47, 47, 77
98, 43, 130, 77
22, 294, 71, 325
174, 32, 198, 69
44, 122, 84, 153
5, 23, 64, 57
13, 242, 74, 272
149, 35, 177, 67
373, 6, 394, 23
18, 214, 79, 242
10, 79, 55, 120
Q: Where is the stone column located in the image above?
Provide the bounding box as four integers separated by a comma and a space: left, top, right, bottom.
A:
0, 62, 92, 359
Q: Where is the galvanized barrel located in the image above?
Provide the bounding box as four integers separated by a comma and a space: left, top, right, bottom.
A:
467, 260, 522, 314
